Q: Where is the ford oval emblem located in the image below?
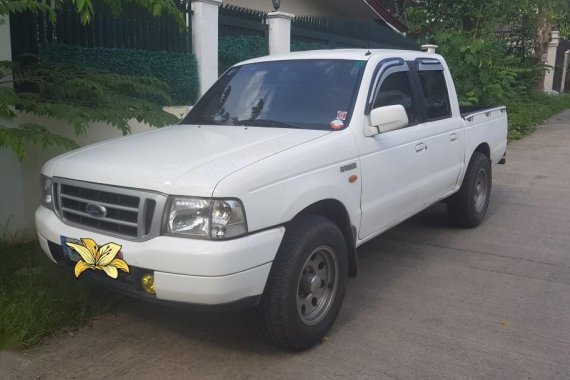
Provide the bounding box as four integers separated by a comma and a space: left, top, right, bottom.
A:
85, 203, 107, 218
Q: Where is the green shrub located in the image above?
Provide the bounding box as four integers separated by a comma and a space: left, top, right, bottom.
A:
39, 44, 198, 105
430, 30, 570, 140
218, 35, 268, 74
434, 30, 540, 106
507, 93, 570, 140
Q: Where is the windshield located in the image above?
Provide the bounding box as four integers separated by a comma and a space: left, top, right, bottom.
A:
183, 59, 366, 130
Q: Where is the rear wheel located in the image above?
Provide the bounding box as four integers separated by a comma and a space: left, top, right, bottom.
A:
259, 215, 348, 351
447, 152, 492, 227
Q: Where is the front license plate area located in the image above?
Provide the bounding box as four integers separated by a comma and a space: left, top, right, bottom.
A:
60, 236, 81, 262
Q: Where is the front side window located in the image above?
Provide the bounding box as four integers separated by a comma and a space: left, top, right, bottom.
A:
372, 71, 416, 124
418, 70, 451, 120
183, 59, 366, 130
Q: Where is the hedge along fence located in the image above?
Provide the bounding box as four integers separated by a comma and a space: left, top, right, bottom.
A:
291, 41, 329, 52
40, 44, 199, 105
219, 36, 268, 74
218, 4, 269, 74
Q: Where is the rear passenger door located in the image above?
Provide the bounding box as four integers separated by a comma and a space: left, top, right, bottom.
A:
413, 59, 464, 202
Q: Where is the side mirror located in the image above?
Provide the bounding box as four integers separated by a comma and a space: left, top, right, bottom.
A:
366, 105, 409, 136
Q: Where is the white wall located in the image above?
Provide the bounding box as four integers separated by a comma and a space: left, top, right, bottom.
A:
0, 15, 12, 62
0, 107, 189, 241
0, 147, 27, 241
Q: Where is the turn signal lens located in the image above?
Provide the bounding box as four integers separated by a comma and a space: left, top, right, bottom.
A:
141, 273, 156, 295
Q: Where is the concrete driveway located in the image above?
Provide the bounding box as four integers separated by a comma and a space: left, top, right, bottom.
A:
4, 111, 570, 379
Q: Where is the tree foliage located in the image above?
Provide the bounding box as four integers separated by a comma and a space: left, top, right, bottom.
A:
381, 0, 569, 102
0, 0, 184, 159
1, 60, 178, 159
379, 0, 570, 139
434, 31, 540, 105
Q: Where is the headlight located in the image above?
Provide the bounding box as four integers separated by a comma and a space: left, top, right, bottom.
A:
40, 175, 53, 209
165, 197, 247, 239
167, 198, 211, 238
211, 199, 247, 239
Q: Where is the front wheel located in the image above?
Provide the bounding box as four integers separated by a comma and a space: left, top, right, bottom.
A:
447, 152, 492, 227
259, 215, 348, 351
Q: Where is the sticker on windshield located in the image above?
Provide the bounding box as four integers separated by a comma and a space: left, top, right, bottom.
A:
337, 111, 347, 121
330, 119, 344, 130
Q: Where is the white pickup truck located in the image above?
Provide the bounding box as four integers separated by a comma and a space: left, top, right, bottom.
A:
36, 49, 507, 351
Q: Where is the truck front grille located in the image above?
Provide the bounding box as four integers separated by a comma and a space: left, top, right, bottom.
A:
53, 178, 167, 240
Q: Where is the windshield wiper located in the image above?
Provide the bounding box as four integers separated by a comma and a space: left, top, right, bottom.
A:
234, 119, 298, 129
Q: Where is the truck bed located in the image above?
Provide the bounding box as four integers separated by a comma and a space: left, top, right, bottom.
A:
460, 105, 504, 119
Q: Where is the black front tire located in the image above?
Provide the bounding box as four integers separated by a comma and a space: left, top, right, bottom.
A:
447, 152, 492, 227
259, 215, 348, 351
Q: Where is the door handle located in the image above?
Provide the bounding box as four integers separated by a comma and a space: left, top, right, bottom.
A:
450, 133, 458, 141
415, 143, 426, 152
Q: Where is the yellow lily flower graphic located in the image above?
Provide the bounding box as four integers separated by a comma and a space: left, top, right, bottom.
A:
65, 238, 130, 279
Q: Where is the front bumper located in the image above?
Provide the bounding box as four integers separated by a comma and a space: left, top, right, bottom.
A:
35, 206, 285, 306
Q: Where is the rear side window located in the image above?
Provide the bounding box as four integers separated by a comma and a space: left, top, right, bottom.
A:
418, 70, 451, 120
373, 71, 416, 124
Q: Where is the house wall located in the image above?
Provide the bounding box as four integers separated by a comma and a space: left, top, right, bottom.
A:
0, 107, 189, 241
225, 0, 377, 19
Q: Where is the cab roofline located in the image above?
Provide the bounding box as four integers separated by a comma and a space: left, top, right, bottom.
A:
236, 49, 437, 66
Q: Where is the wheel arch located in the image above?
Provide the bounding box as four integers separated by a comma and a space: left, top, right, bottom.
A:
292, 199, 358, 277
458, 142, 492, 188
473, 142, 491, 161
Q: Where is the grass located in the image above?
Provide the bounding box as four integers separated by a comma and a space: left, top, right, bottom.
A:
0, 241, 119, 350
506, 92, 570, 140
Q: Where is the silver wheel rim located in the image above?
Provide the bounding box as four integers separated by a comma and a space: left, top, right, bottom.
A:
296, 246, 339, 326
474, 168, 488, 213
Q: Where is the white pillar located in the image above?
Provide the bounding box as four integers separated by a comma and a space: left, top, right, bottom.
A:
191, 0, 222, 96
544, 31, 560, 93
421, 44, 438, 54
561, 50, 570, 93
266, 11, 294, 55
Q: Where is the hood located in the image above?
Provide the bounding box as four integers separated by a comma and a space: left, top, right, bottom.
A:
44, 124, 330, 196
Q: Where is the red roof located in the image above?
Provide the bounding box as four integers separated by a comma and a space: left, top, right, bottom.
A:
363, 0, 408, 33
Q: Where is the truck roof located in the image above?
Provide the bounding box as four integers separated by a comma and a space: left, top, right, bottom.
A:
238, 49, 441, 65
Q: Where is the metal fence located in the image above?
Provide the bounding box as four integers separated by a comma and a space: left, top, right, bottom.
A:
9, 0, 192, 60
553, 39, 570, 93
292, 16, 420, 50
218, 4, 268, 39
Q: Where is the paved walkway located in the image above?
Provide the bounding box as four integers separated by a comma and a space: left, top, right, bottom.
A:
3, 110, 570, 379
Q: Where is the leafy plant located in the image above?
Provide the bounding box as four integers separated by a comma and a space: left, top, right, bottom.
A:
0, 0, 186, 160
434, 30, 541, 105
